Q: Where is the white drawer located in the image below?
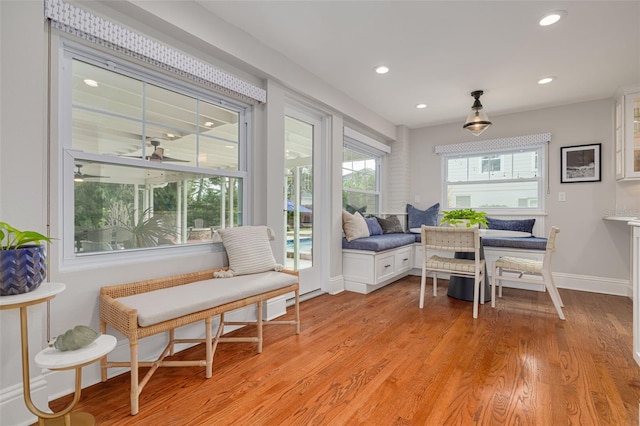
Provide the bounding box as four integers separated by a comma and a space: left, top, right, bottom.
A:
375, 253, 396, 283
395, 247, 413, 273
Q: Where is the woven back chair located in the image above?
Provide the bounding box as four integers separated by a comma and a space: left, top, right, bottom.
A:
490, 227, 565, 320
420, 225, 486, 319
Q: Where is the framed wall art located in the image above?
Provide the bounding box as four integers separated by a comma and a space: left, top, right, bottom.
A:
560, 143, 601, 183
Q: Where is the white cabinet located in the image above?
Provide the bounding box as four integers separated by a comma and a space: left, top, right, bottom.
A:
631, 221, 640, 367
615, 90, 640, 180
343, 245, 414, 294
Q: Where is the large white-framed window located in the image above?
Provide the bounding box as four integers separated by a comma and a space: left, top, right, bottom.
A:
442, 146, 545, 212
60, 44, 249, 261
342, 142, 382, 215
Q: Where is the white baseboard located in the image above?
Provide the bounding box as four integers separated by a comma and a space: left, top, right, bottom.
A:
554, 272, 631, 297
326, 275, 345, 295
410, 269, 631, 298
0, 375, 48, 426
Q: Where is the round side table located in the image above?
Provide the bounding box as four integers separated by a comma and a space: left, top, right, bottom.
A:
0, 283, 116, 425
34, 334, 117, 425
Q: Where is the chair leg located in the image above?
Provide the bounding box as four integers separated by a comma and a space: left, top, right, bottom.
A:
542, 269, 565, 320
433, 273, 438, 297
498, 266, 503, 298
419, 268, 427, 309
491, 265, 497, 308
472, 276, 480, 319
548, 272, 564, 307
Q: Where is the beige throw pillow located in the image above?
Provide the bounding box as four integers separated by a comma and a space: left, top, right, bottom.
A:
342, 210, 370, 242
217, 226, 278, 276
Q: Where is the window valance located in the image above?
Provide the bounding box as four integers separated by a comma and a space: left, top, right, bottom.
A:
44, 0, 267, 105
435, 133, 551, 156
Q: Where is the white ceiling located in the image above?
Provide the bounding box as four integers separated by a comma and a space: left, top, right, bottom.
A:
196, 1, 640, 129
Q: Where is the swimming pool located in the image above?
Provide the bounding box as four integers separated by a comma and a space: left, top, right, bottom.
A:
286, 238, 312, 253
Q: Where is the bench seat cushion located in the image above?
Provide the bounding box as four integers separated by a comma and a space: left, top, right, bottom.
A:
481, 237, 547, 250
117, 272, 298, 327
342, 233, 417, 252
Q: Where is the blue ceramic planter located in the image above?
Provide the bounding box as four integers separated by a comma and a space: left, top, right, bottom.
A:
0, 245, 47, 296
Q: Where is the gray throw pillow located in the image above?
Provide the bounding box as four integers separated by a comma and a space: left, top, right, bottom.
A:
375, 215, 403, 234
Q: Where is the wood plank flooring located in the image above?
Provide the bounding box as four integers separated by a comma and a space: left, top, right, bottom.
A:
47, 276, 640, 425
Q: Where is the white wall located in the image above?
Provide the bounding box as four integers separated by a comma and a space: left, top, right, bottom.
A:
0, 2, 394, 424
407, 99, 634, 292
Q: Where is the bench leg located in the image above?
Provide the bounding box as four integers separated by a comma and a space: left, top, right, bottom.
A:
130, 341, 139, 416
169, 329, 175, 356
257, 302, 263, 353
205, 317, 213, 378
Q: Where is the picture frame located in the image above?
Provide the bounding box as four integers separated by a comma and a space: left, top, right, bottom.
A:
560, 143, 601, 183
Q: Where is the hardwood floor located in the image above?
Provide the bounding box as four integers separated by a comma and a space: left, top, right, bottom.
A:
48, 276, 640, 425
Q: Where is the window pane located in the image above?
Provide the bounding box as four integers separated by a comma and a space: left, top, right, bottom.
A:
146, 84, 197, 132
72, 109, 143, 155
199, 101, 239, 138
73, 60, 143, 118
343, 148, 377, 191
145, 125, 196, 166
200, 136, 239, 170
74, 161, 243, 254
343, 191, 379, 215
446, 181, 538, 209
512, 151, 539, 178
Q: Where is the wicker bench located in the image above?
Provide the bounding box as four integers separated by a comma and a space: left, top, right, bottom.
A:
99, 267, 300, 415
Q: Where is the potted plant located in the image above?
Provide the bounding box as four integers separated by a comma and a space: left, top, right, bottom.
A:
0, 222, 52, 296
440, 208, 488, 228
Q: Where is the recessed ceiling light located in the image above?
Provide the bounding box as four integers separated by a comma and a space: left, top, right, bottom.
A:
204, 121, 214, 127
374, 65, 390, 74
538, 76, 555, 85
416, 103, 427, 109
539, 10, 566, 26
166, 133, 175, 138
83, 79, 98, 87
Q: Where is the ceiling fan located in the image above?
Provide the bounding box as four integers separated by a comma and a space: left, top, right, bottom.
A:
124, 139, 189, 163
74, 164, 110, 182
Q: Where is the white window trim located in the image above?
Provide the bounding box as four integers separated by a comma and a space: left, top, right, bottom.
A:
342, 141, 382, 214
441, 145, 547, 215
59, 43, 251, 269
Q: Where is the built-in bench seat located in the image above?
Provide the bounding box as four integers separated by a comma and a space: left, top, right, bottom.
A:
342, 233, 417, 251
481, 236, 547, 250
343, 231, 549, 294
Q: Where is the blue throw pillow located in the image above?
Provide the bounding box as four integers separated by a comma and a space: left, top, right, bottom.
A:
365, 217, 383, 236
407, 203, 440, 230
486, 217, 535, 234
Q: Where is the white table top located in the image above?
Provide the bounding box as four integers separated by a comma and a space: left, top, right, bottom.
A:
0, 282, 66, 309
35, 334, 117, 370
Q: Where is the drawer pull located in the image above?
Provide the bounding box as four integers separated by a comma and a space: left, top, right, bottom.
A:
402, 258, 409, 261
385, 264, 391, 268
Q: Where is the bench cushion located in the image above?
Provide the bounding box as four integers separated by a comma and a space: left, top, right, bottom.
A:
481, 237, 547, 250
342, 233, 417, 252
117, 272, 298, 327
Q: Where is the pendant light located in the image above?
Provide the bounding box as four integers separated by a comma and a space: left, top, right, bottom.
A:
463, 90, 492, 136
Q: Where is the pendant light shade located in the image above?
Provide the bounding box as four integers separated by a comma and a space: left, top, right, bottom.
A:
463, 90, 492, 136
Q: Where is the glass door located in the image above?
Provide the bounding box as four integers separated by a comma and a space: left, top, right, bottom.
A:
283, 112, 322, 295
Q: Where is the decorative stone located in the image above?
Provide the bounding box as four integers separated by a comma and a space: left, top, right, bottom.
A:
52, 326, 101, 352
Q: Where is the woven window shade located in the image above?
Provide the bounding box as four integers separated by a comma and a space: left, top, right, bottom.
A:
435, 133, 551, 156
44, 0, 266, 105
